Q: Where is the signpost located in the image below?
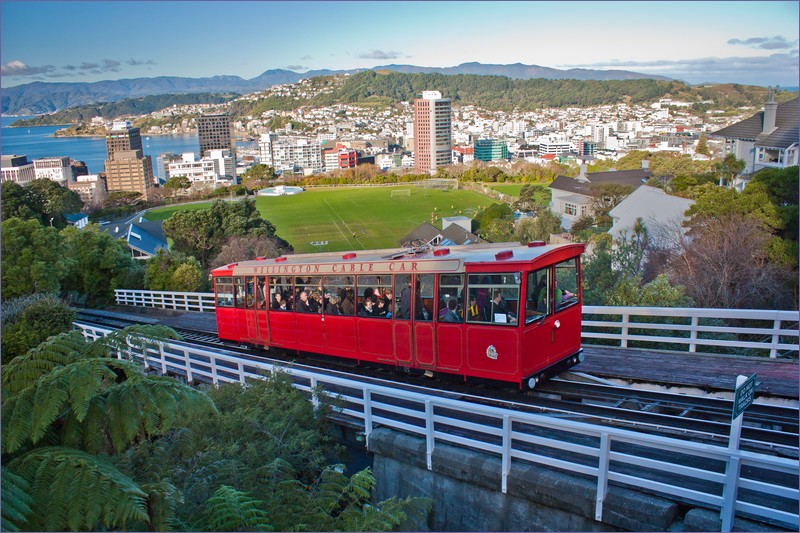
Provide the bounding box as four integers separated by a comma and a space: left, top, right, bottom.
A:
721, 373, 757, 532
310, 241, 328, 252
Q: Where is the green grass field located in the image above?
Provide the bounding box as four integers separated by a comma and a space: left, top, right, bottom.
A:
147, 186, 492, 253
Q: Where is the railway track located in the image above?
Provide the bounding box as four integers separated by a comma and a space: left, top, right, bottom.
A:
75, 310, 799, 458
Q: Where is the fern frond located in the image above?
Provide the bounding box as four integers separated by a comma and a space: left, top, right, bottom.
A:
87, 325, 181, 361
1, 466, 33, 532
103, 375, 215, 453
9, 447, 148, 531
138, 480, 183, 532
204, 485, 272, 532
2, 331, 86, 396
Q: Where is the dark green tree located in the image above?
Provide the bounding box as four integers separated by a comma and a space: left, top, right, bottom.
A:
1, 293, 76, 365
1, 218, 66, 298
24, 179, 84, 227
144, 249, 207, 292
714, 153, 745, 188
239, 164, 277, 191
1, 182, 38, 222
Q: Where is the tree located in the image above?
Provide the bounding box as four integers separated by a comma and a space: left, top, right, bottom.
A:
145, 249, 208, 292
668, 212, 795, 309
239, 164, 277, 191
163, 175, 191, 196
25, 179, 84, 227
60, 224, 141, 306
1, 293, 76, 365
474, 202, 512, 231
212, 234, 284, 268
514, 208, 563, 243
695, 134, 711, 156
1, 326, 215, 532
105, 190, 144, 209
714, 153, 745, 188
1, 182, 38, 222
1, 218, 66, 298
589, 183, 634, 226
480, 218, 515, 242
163, 198, 283, 268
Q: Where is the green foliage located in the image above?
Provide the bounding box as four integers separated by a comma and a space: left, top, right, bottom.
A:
1, 467, 33, 532
204, 485, 272, 532
1, 180, 83, 226
589, 183, 635, 226
604, 274, 690, 307
145, 248, 207, 292
714, 153, 746, 187
480, 218, 515, 242
239, 164, 277, 191
1, 325, 214, 532
475, 202, 512, 230
164, 175, 192, 194
514, 208, 564, 243
11, 92, 238, 126
60, 224, 142, 306
163, 198, 279, 267
1, 293, 76, 365
695, 134, 710, 156
1, 217, 66, 298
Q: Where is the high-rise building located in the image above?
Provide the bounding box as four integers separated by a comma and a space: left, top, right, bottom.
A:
106, 121, 143, 157
104, 122, 153, 200
258, 134, 322, 174
197, 113, 234, 157
413, 91, 452, 173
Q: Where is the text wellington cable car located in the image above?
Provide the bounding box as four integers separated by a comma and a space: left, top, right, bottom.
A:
212, 242, 585, 389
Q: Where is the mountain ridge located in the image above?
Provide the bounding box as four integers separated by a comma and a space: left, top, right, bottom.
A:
1, 62, 672, 115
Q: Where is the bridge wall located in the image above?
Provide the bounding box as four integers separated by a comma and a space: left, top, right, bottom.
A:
367, 427, 778, 532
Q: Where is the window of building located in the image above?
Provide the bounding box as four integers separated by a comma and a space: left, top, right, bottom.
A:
564, 203, 578, 216
215, 277, 234, 307
466, 273, 519, 325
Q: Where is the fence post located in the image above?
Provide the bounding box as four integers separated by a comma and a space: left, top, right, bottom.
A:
210, 356, 219, 386
425, 400, 434, 470
310, 377, 319, 410
238, 362, 246, 384
364, 389, 373, 448
595, 432, 611, 521
183, 349, 193, 383
770, 318, 781, 358
501, 415, 511, 494
620, 312, 630, 348
689, 315, 699, 353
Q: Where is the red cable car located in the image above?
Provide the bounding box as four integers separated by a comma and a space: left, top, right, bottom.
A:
211, 242, 585, 389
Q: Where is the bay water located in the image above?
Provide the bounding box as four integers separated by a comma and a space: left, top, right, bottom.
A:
1, 116, 254, 177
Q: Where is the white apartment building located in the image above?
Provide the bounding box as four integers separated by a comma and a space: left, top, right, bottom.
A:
206, 149, 236, 182
1, 154, 36, 185
259, 134, 323, 174
323, 150, 340, 171
69, 174, 107, 206
33, 156, 72, 185
167, 153, 220, 188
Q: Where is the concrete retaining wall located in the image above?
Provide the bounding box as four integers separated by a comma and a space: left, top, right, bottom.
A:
368, 428, 782, 532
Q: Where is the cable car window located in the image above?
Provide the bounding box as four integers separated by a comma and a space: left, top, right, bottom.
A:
269, 276, 293, 311
322, 275, 354, 315
467, 273, 519, 325
356, 275, 392, 318
256, 277, 267, 309
234, 277, 247, 309
437, 274, 464, 323
416, 274, 434, 321
246, 277, 256, 309
295, 276, 323, 313
555, 258, 580, 311
215, 277, 234, 307
394, 274, 412, 320
526, 269, 549, 323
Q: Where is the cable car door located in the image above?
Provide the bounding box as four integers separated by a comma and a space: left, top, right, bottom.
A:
412, 274, 436, 368
393, 274, 413, 365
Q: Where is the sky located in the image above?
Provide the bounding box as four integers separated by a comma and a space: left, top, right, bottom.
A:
1, 1, 798, 88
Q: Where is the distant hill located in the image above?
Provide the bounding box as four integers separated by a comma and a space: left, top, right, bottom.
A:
1, 62, 673, 115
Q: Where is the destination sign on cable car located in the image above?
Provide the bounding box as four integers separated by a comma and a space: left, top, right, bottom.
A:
732, 373, 757, 420
237, 259, 464, 276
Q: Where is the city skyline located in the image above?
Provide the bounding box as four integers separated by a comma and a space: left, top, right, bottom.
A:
1, 1, 798, 88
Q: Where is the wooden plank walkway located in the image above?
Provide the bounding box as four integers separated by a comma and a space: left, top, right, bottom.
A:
102, 307, 799, 400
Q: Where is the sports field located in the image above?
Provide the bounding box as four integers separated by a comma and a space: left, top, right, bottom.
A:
148, 186, 491, 253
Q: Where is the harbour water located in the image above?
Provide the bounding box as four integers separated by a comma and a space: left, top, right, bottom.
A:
1, 116, 255, 177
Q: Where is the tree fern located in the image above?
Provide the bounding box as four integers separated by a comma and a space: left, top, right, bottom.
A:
204, 485, 272, 532
1, 330, 86, 396
84, 324, 181, 362
8, 447, 148, 531
1, 466, 33, 532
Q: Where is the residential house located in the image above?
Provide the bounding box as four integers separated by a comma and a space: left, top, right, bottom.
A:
549, 162, 651, 230
101, 217, 167, 259
608, 186, 694, 249
400, 220, 483, 248
64, 213, 89, 230
711, 91, 799, 188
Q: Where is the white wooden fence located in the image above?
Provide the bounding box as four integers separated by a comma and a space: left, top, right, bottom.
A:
74, 321, 800, 532
114, 290, 799, 358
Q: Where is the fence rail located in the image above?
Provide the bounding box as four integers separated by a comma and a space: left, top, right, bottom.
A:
114, 290, 799, 358
74, 321, 800, 531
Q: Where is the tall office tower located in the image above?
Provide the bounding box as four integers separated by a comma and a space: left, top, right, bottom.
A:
197, 113, 234, 157
413, 90, 452, 174
106, 121, 143, 157
104, 122, 154, 200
